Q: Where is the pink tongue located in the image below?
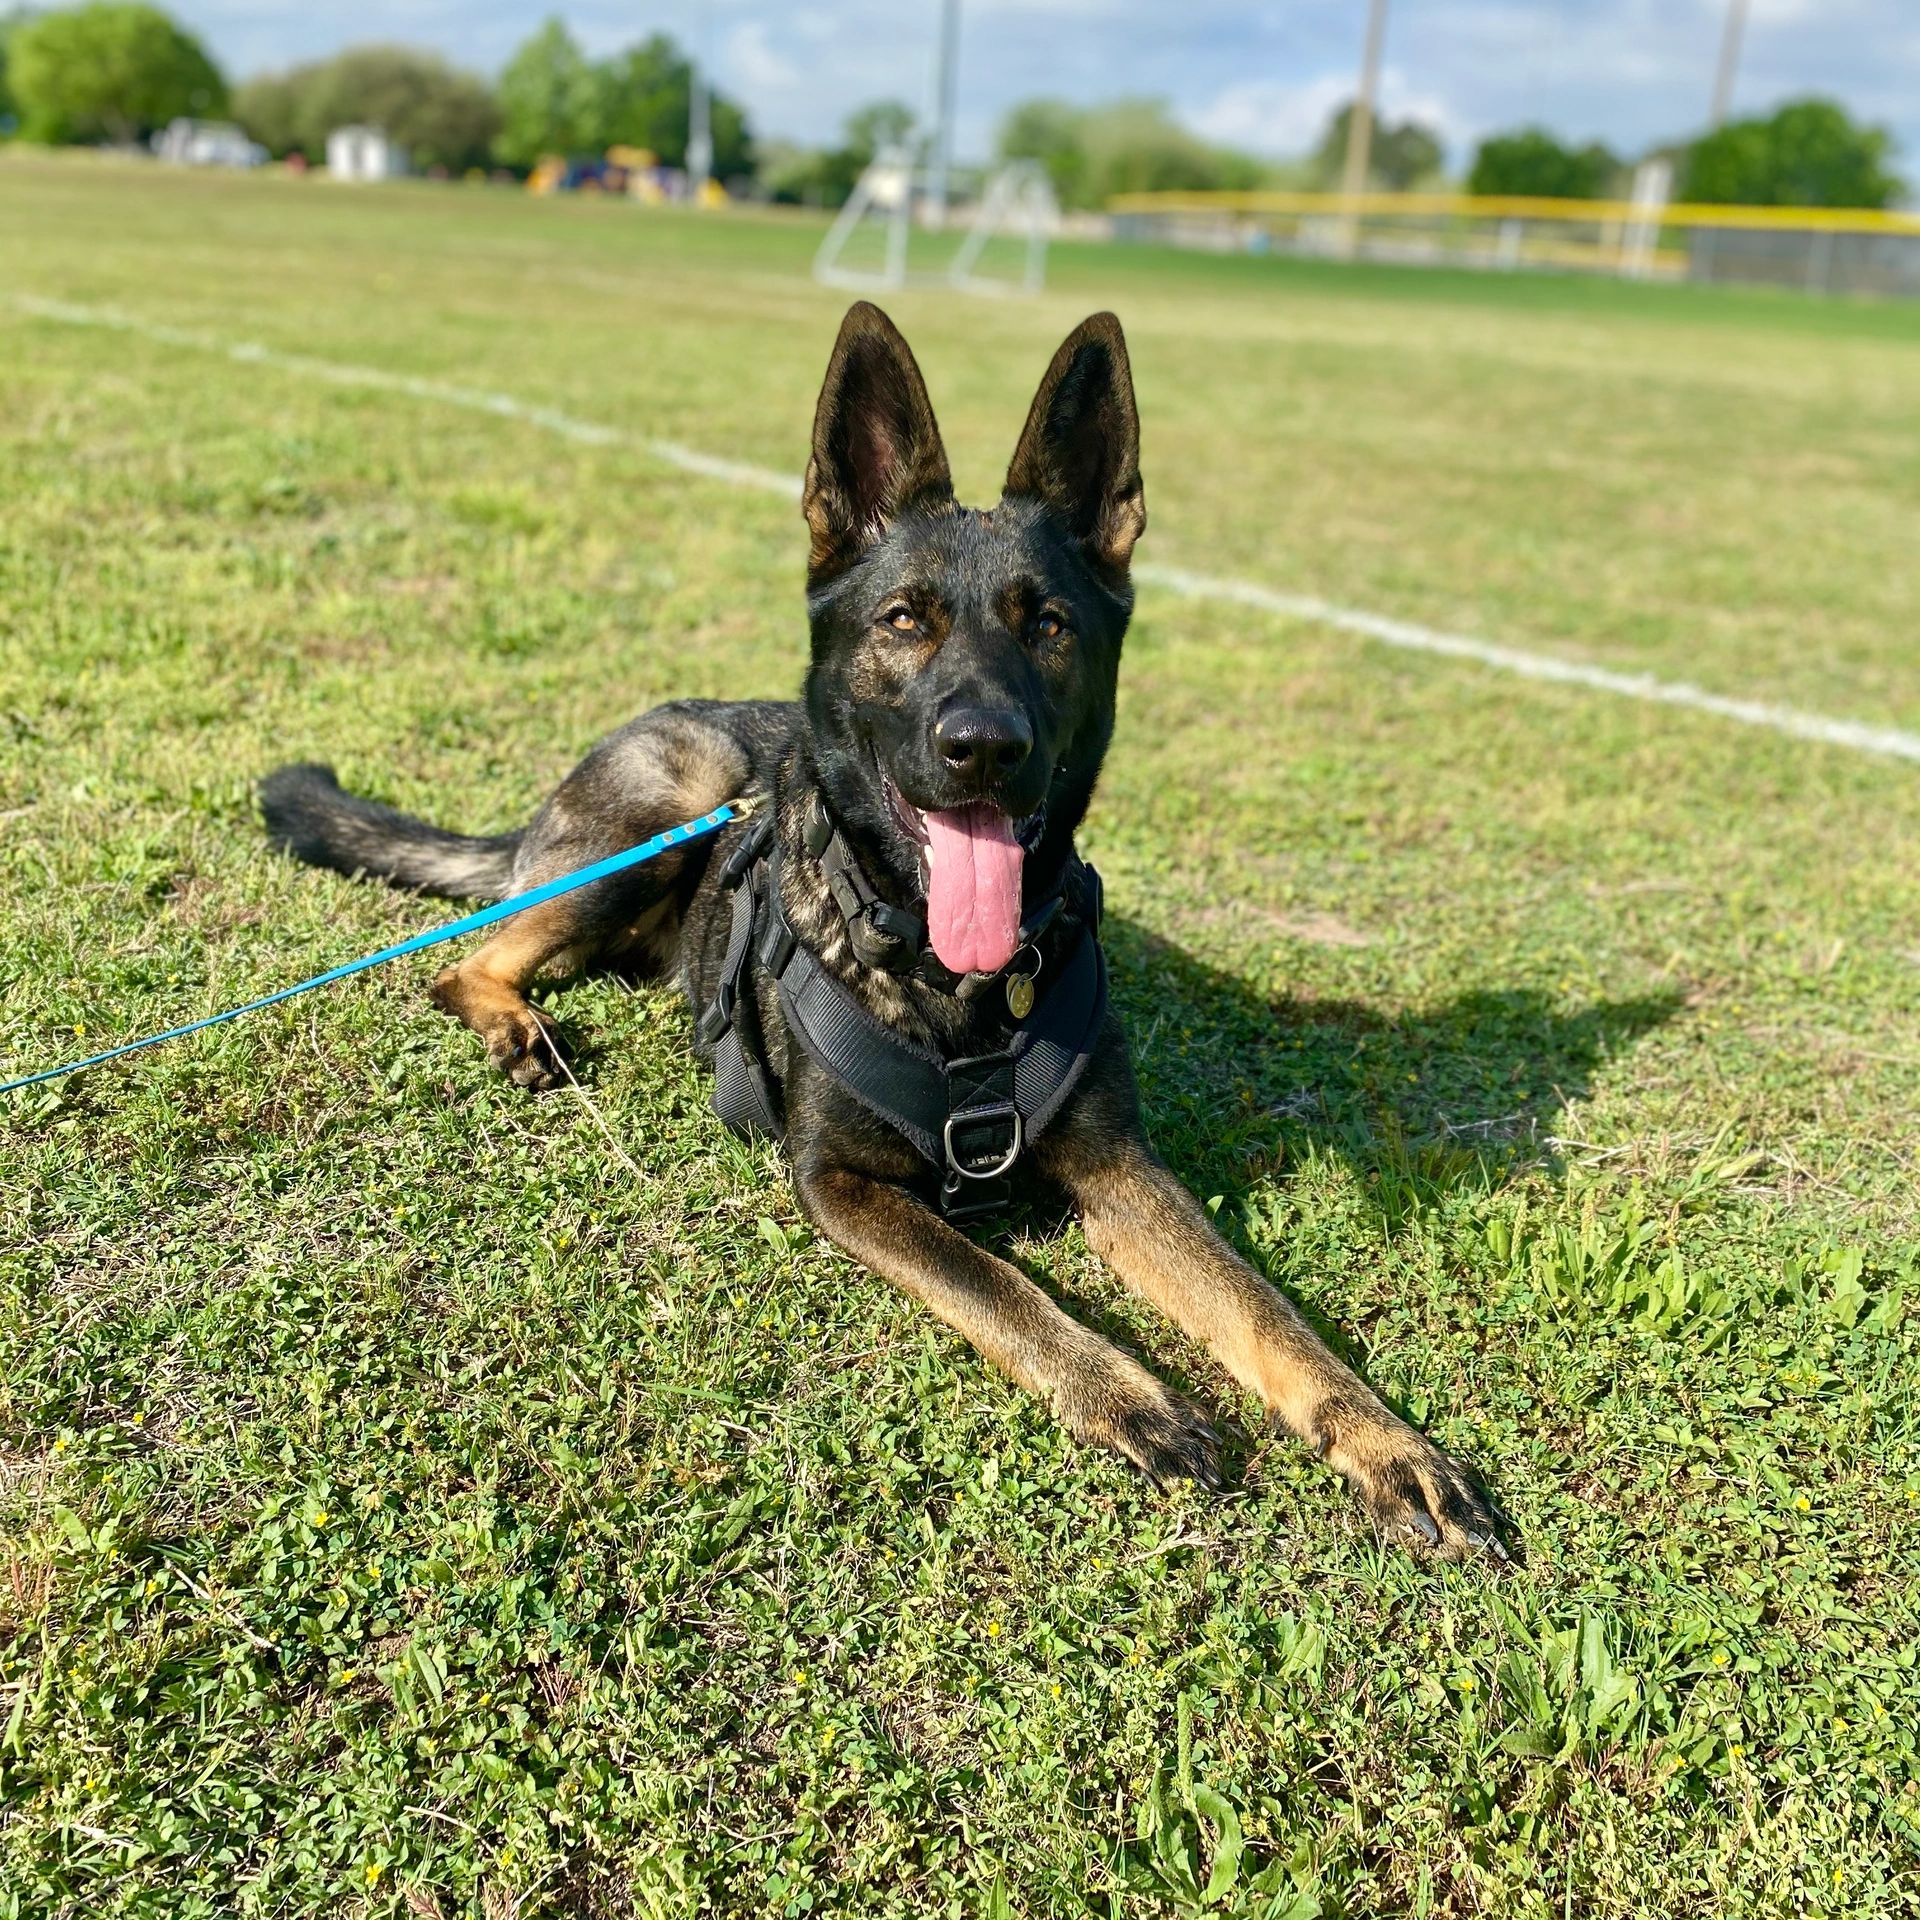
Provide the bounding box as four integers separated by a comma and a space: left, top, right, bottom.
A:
923, 803, 1024, 975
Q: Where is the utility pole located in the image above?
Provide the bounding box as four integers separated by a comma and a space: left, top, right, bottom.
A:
927, 0, 962, 229
1708, 0, 1750, 129
687, 3, 714, 203
1338, 0, 1389, 258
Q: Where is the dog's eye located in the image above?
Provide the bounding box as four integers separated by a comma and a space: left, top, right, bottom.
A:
1034, 611, 1066, 642
884, 607, 918, 634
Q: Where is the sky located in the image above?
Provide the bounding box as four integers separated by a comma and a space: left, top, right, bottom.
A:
172, 0, 1920, 179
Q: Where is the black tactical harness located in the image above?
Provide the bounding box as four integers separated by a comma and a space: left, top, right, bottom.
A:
697, 796, 1107, 1220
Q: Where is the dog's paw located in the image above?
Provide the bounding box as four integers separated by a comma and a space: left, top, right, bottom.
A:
1059, 1353, 1221, 1493
482, 1005, 566, 1092
1325, 1413, 1512, 1564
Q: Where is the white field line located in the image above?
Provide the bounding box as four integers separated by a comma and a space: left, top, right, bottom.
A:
1133, 563, 1920, 765
12, 293, 801, 497
16, 290, 1920, 768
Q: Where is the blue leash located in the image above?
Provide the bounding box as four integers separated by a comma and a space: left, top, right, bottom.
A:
0, 802, 744, 1097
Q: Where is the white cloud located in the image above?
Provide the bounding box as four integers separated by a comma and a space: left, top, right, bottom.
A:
724, 22, 800, 94
1188, 68, 1463, 160
1742, 0, 1829, 24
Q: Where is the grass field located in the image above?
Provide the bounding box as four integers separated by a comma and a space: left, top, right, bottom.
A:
3, 150, 1920, 1918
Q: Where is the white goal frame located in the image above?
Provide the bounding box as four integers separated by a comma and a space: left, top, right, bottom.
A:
812, 150, 1058, 299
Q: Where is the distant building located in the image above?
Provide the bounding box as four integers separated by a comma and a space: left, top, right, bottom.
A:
326, 127, 410, 184
154, 119, 265, 169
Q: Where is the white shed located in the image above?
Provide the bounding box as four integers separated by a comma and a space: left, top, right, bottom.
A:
326, 126, 409, 183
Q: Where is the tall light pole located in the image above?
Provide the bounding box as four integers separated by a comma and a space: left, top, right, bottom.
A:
1338, 0, 1390, 258
1708, 0, 1750, 129
927, 0, 962, 229
687, 2, 714, 202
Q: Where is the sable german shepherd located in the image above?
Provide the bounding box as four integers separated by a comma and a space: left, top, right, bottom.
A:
261, 303, 1507, 1560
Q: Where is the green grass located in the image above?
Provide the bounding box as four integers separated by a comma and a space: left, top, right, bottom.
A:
3, 150, 1920, 1918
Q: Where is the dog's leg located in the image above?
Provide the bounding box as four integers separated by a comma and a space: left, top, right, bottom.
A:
432, 703, 753, 1090
793, 1162, 1221, 1488
1043, 1134, 1505, 1558
429, 896, 593, 1091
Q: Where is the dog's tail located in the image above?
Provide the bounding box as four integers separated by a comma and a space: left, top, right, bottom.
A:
259, 763, 522, 901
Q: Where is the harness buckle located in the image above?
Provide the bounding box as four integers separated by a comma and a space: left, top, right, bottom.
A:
943, 1102, 1024, 1183
758, 916, 797, 979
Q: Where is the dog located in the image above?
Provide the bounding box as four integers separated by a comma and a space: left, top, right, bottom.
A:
260, 303, 1506, 1560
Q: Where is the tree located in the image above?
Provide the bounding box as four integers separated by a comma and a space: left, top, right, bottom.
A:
493, 18, 601, 168
1682, 97, 1901, 209
1469, 127, 1618, 199
765, 99, 913, 206
231, 69, 300, 156
1311, 103, 1444, 190
841, 99, 915, 161
234, 46, 498, 171
10, 2, 225, 145
994, 96, 1263, 211
1079, 100, 1261, 202
997, 97, 1086, 206
492, 19, 751, 176
594, 32, 751, 175
0, 12, 20, 130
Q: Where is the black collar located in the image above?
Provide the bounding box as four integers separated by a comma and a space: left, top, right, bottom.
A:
801, 790, 1089, 998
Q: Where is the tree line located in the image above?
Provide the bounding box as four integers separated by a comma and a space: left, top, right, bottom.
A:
0, 0, 1905, 212
993, 96, 1903, 213
0, 6, 754, 177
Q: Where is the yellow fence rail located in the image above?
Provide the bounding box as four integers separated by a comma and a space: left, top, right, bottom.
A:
1106, 189, 1920, 237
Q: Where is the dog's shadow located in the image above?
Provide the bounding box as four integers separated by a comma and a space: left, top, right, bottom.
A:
1024, 917, 1681, 1515
1103, 916, 1680, 1224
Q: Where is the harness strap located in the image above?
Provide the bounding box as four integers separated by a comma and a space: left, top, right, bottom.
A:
760, 850, 1107, 1218
700, 814, 783, 1138
700, 807, 1108, 1219
801, 789, 1071, 999
804, 794, 926, 974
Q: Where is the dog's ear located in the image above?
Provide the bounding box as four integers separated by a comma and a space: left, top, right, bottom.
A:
803, 302, 953, 582
1004, 312, 1145, 574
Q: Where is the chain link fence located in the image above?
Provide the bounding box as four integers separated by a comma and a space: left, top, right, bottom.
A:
1107, 193, 1920, 301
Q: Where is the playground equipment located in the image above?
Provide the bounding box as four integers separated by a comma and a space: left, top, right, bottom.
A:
813, 150, 1058, 299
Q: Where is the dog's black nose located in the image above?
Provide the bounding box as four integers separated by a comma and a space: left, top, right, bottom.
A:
933, 707, 1033, 787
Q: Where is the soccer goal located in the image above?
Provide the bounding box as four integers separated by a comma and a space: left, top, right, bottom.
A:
812, 151, 1058, 299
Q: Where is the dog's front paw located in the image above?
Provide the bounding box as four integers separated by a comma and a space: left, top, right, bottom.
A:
1321, 1410, 1512, 1564
1058, 1351, 1221, 1492
482, 1005, 566, 1091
